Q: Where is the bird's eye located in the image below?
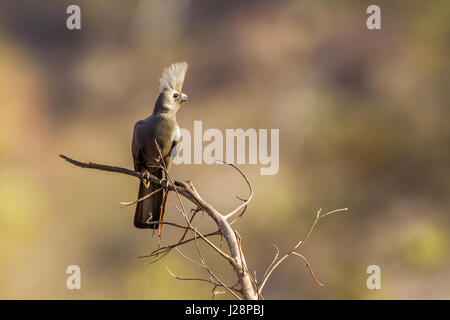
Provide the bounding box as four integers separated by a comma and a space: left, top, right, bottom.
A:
173, 93, 179, 98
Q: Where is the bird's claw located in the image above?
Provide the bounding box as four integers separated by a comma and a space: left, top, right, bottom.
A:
142, 171, 151, 189
160, 178, 169, 189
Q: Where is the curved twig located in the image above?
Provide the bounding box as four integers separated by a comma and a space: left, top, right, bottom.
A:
120, 187, 163, 207
257, 208, 348, 295
215, 159, 253, 220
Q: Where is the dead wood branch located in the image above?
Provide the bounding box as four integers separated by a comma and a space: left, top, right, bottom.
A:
60, 153, 258, 300
60, 153, 346, 300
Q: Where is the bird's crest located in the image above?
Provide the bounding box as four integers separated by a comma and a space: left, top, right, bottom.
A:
159, 62, 189, 92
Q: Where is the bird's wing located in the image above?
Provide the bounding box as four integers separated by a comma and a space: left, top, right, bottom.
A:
132, 121, 144, 172
163, 125, 180, 169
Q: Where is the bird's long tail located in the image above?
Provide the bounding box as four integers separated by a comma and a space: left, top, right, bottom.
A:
134, 169, 165, 229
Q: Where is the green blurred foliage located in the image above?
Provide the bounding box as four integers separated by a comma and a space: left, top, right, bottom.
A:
396, 224, 448, 270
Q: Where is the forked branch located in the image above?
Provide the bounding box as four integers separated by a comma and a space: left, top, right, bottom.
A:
59, 154, 258, 300
60, 153, 346, 300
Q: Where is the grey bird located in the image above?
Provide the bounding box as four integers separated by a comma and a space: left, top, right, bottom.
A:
132, 62, 189, 230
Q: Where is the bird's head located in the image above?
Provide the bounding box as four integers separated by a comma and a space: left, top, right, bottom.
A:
154, 62, 189, 114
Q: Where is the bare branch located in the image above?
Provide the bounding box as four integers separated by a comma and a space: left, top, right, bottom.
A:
120, 187, 163, 207
59, 154, 144, 179
138, 231, 221, 259
260, 244, 280, 290
215, 160, 253, 220
291, 252, 324, 287
193, 147, 253, 221
60, 153, 345, 301
175, 247, 206, 269
192, 230, 242, 300
60, 153, 258, 299
235, 230, 262, 299
229, 205, 247, 225
145, 220, 192, 230
257, 208, 348, 295
165, 263, 218, 286
174, 206, 234, 263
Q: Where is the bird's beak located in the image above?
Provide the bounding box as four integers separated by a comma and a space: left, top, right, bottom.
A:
181, 93, 189, 102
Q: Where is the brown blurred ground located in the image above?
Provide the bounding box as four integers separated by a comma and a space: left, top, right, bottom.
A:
0, 0, 448, 299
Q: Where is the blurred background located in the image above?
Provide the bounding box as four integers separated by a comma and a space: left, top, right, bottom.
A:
0, 0, 448, 299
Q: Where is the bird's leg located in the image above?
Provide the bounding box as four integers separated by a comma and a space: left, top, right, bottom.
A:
159, 178, 169, 189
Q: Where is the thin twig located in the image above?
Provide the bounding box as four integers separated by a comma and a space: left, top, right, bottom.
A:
192, 230, 242, 300
260, 244, 280, 291
257, 208, 348, 295
138, 230, 221, 258
291, 252, 324, 286
120, 187, 163, 207
194, 146, 252, 221
215, 159, 253, 220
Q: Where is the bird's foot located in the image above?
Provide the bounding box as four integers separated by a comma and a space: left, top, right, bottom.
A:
142, 171, 151, 189
159, 178, 169, 189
